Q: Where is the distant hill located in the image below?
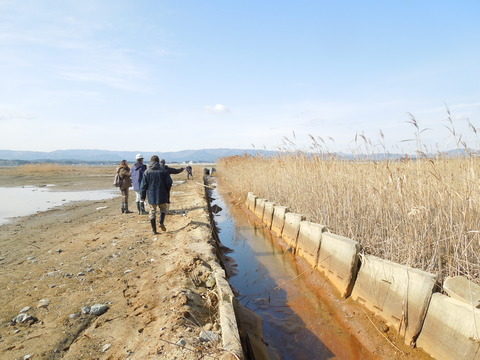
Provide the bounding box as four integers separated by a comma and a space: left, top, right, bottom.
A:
0, 148, 278, 164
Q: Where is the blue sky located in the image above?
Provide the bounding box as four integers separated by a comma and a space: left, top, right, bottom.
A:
1, 0, 479, 154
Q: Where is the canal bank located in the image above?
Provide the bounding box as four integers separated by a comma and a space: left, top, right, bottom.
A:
210, 177, 433, 360
0, 166, 240, 360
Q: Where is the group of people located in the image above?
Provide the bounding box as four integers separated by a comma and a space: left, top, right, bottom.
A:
116, 154, 186, 234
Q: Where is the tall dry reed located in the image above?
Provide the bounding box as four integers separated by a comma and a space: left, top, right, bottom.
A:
217, 147, 480, 285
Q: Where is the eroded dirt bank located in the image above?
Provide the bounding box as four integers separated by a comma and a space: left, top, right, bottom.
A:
0, 166, 235, 360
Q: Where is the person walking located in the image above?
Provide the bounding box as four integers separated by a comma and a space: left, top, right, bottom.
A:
131, 154, 148, 214
186, 164, 193, 180
116, 160, 133, 213
140, 156, 184, 234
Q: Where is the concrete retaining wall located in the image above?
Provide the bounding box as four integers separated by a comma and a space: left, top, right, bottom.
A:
316, 232, 360, 298
246, 192, 257, 211
254, 198, 267, 219
281, 213, 306, 250
296, 221, 327, 268
243, 192, 480, 359
443, 275, 480, 308
262, 201, 276, 229
351, 254, 437, 345
417, 293, 480, 360
271, 206, 289, 237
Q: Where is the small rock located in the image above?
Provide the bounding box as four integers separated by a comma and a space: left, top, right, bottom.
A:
205, 275, 216, 288
124, 270, 133, 274
12, 313, 37, 325
176, 339, 186, 347
37, 299, 50, 308
24, 354, 33, 360
69, 313, 79, 319
0, 257, 5, 261
199, 330, 218, 342
81, 306, 91, 314
86, 268, 94, 272
90, 304, 109, 316
203, 323, 213, 331
77, 272, 85, 277
47, 272, 56, 277
102, 344, 112, 352
20, 306, 31, 313
14, 329, 20, 334
56, 249, 63, 253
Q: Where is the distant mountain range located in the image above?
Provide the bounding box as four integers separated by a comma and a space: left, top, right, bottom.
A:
0, 148, 476, 166
0, 148, 278, 164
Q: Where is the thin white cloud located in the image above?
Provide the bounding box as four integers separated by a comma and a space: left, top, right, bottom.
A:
204, 104, 230, 114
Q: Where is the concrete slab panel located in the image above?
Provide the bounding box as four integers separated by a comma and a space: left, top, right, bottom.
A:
296, 221, 327, 267
444, 276, 480, 308
281, 213, 306, 250
254, 198, 267, 219
351, 254, 437, 345
262, 201, 276, 229
417, 293, 480, 360
316, 232, 360, 298
246, 192, 257, 211
271, 206, 289, 237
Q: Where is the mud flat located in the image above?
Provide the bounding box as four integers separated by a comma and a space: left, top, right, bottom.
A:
0, 165, 237, 360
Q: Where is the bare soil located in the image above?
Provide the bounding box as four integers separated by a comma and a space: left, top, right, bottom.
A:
0, 165, 433, 360
0, 165, 232, 360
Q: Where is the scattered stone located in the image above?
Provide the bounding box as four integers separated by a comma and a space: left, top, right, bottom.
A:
14, 329, 20, 334
27, 257, 35, 261
102, 343, 112, 352
205, 275, 216, 288
176, 339, 186, 347
24, 354, 33, 360
86, 268, 94, 272
56, 249, 63, 253
203, 323, 213, 331
124, 270, 133, 274
20, 306, 31, 313
96, 206, 107, 210
77, 272, 85, 277
0, 257, 5, 261
81, 306, 91, 314
69, 313, 79, 319
65, 273, 74, 277
37, 299, 50, 308
47, 272, 56, 277
199, 330, 218, 342
90, 304, 109, 316
12, 313, 37, 325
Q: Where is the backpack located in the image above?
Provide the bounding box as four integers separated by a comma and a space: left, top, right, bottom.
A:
113, 171, 123, 187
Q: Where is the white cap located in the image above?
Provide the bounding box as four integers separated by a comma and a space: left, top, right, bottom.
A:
136, 153, 143, 160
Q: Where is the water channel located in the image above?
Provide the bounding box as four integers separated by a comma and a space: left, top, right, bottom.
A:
210, 181, 375, 360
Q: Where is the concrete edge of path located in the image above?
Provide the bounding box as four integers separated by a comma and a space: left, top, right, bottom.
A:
211, 262, 244, 359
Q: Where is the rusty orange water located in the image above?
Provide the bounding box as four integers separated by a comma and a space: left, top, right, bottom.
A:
211, 184, 376, 360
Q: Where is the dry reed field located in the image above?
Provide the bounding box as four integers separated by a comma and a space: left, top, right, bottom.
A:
217, 152, 480, 285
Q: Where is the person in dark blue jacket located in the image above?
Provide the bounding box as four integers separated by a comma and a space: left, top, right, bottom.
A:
140, 155, 184, 234
131, 154, 148, 214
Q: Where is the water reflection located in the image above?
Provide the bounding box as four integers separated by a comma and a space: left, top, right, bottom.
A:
211, 182, 372, 360
0, 186, 117, 225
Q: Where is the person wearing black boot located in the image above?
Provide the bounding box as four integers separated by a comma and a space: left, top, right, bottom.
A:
116, 160, 133, 214
131, 154, 148, 215
140, 155, 184, 234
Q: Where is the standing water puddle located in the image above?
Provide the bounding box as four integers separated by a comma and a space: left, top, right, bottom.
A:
210, 182, 374, 360
0, 186, 117, 225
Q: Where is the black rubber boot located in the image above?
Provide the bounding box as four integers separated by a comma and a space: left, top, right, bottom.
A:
121, 203, 125, 213
140, 202, 148, 215
150, 218, 158, 234
159, 212, 166, 231
124, 203, 133, 214
136, 202, 141, 214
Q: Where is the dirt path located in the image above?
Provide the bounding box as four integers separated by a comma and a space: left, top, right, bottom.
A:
0, 166, 233, 360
